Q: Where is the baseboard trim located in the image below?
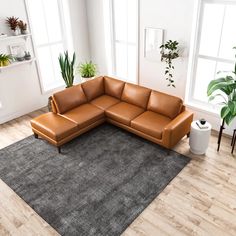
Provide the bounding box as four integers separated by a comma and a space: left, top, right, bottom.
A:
0, 103, 47, 124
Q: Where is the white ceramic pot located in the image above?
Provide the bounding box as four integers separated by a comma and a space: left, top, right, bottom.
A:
21, 30, 28, 35
12, 29, 20, 36
81, 76, 95, 83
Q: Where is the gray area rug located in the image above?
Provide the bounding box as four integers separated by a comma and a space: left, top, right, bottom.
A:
0, 123, 190, 235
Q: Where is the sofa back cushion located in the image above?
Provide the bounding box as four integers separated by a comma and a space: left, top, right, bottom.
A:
147, 90, 183, 119
82, 76, 104, 101
52, 84, 87, 114
121, 83, 151, 109
104, 76, 125, 99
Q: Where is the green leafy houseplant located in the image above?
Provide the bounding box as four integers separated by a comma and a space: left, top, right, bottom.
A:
0, 54, 12, 67
58, 51, 76, 88
77, 61, 97, 78
160, 40, 179, 87
207, 47, 236, 125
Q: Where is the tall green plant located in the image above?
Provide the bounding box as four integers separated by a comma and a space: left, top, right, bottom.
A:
58, 51, 76, 88
207, 47, 236, 125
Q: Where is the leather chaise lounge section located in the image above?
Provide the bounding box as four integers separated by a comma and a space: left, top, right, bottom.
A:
31, 76, 193, 152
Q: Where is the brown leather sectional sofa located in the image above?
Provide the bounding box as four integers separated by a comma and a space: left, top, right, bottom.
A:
31, 76, 193, 153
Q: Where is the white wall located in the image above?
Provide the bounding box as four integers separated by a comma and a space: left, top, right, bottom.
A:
139, 0, 194, 98
0, 0, 90, 124
68, 0, 90, 63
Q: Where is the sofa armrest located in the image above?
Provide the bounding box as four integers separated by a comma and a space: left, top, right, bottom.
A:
50, 98, 58, 113
162, 110, 193, 148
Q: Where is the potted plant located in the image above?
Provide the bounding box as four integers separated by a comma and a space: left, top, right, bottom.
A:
6, 17, 19, 35
18, 20, 28, 34
58, 51, 76, 88
160, 40, 179, 87
207, 47, 236, 152
0, 54, 12, 67
77, 61, 97, 82
24, 51, 31, 60
207, 48, 236, 126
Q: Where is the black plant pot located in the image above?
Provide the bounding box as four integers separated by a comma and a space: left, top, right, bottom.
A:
24, 56, 31, 60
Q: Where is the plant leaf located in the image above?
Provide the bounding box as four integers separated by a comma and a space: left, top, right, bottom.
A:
221, 106, 230, 119
207, 78, 235, 96
228, 101, 236, 115
224, 113, 235, 126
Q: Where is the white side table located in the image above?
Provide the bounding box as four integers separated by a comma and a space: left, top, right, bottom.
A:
189, 120, 212, 155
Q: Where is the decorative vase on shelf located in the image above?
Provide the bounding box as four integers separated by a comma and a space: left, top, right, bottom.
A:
0, 61, 10, 67
12, 28, 20, 36
21, 30, 28, 35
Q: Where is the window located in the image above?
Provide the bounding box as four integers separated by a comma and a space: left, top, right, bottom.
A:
110, 0, 138, 83
187, 0, 236, 109
26, 0, 68, 92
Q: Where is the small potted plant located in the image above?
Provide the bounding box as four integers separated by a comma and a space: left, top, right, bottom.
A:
58, 51, 76, 88
0, 54, 12, 67
6, 16, 19, 35
24, 51, 31, 60
77, 61, 97, 82
18, 20, 28, 34
160, 40, 179, 87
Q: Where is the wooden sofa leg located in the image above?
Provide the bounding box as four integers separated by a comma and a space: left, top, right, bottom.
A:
34, 133, 38, 139
58, 146, 61, 154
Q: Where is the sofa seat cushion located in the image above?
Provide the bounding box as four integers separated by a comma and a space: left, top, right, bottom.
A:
131, 111, 171, 139
31, 112, 78, 141
105, 102, 144, 126
61, 103, 104, 129
90, 95, 120, 110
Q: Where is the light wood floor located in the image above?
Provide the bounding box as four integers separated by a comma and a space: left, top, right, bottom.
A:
0, 108, 236, 236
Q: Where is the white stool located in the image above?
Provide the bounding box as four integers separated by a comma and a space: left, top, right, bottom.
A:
189, 120, 212, 155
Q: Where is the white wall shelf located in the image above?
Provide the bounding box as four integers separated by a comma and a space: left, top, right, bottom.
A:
0, 58, 36, 72
0, 33, 32, 41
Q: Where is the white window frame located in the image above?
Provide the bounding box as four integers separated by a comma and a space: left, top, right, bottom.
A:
186, 0, 236, 113
109, 0, 139, 84
24, 0, 69, 94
